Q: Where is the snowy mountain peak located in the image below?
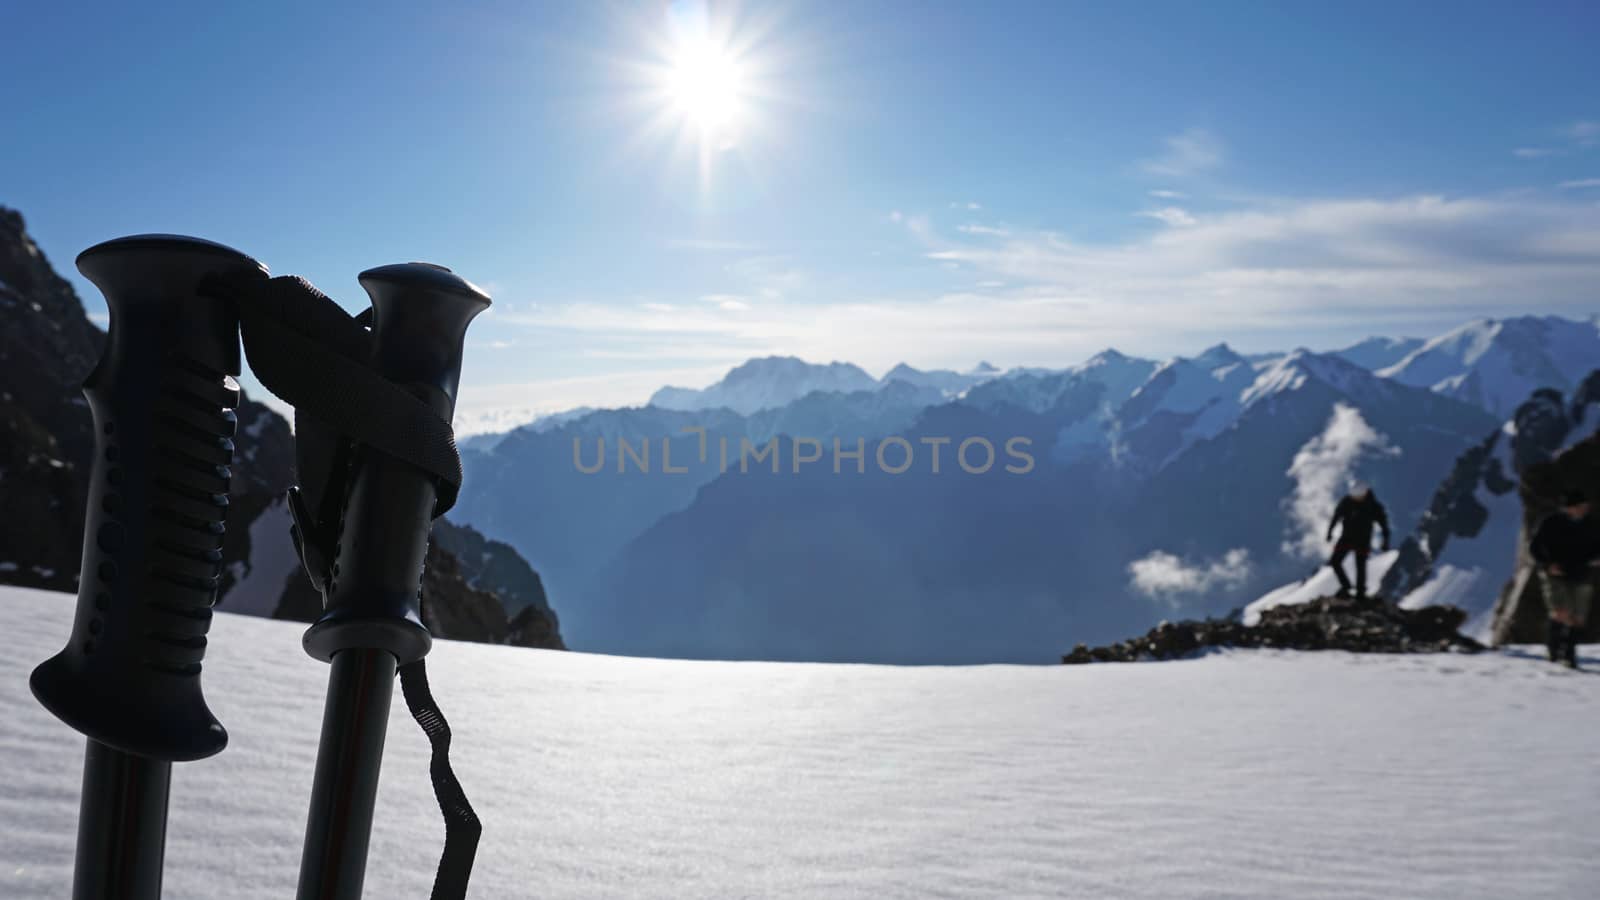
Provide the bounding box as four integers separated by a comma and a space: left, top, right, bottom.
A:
722, 355, 872, 386
880, 361, 999, 396
1240, 348, 1390, 408
1193, 342, 1245, 370
1377, 315, 1600, 418
971, 361, 999, 374
651, 356, 878, 415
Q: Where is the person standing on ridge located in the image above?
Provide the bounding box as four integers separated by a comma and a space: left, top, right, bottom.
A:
1326, 483, 1390, 599
1530, 489, 1600, 668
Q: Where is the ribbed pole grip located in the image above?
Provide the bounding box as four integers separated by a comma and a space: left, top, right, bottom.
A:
30, 234, 265, 761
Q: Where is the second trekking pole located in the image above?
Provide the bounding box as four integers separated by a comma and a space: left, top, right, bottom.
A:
291, 263, 490, 900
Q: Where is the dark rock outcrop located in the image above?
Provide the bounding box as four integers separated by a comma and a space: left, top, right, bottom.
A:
0, 205, 289, 594
1383, 376, 1600, 626
1062, 595, 1483, 664
1490, 429, 1600, 644
0, 206, 105, 591
432, 517, 558, 621
272, 520, 565, 650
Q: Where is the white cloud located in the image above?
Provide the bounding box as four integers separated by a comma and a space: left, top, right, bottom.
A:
701, 294, 751, 311
480, 192, 1600, 413
1281, 403, 1399, 560
1567, 120, 1600, 147
957, 223, 1010, 236
1148, 189, 1186, 199
1513, 147, 1556, 159
1141, 128, 1223, 177
724, 255, 806, 299
1138, 206, 1197, 228
1129, 548, 1253, 602
950, 201, 982, 210
889, 212, 933, 239
1560, 177, 1600, 189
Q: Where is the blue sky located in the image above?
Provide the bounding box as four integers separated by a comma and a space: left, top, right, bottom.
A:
5, 0, 1600, 431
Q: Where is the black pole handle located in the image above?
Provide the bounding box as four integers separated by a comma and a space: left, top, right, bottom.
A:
300, 263, 490, 665
295, 263, 489, 900
31, 234, 265, 762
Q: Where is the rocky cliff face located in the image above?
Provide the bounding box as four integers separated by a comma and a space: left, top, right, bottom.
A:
272, 519, 565, 650
0, 207, 104, 591
1381, 375, 1600, 637
0, 204, 562, 650
1491, 423, 1600, 644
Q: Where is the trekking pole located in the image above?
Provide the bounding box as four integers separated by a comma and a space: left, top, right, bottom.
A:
30, 235, 266, 899
292, 263, 490, 900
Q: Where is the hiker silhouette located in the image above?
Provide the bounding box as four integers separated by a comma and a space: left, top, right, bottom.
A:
1530, 489, 1600, 668
1326, 483, 1391, 599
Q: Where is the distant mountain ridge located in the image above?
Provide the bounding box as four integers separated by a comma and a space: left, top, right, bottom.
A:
448, 316, 1592, 662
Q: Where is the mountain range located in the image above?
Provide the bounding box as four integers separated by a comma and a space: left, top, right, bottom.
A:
454, 315, 1598, 662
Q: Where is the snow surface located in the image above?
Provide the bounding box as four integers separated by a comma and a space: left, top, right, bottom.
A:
4, 585, 1598, 899
217, 500, 298, 618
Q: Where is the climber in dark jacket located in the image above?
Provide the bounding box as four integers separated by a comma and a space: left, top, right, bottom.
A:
1326, 484, 1390, 599
1530, 489, 1599, 668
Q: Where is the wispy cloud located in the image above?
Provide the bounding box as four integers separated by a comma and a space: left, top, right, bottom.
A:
1141, 128, 1223, 177
1567, 120, 1600, 147
1148, 189, 1186, 199
926, 194, 1600, 326
950, 201, 982, 210
724, 255, 806, 299
1560, 177, 1600, 189
484, 192, 1600, 412
957, 223, 1010, 236
1516, 120, 1600, 159
1137, 206, 1197, 228
888, 210, 933, 238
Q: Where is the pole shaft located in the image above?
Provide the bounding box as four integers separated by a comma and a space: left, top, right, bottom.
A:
72, 739, 172, 900
295, 648, 398, 900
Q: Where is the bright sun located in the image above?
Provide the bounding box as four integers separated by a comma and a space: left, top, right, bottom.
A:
666, 37, 744, 133
626, 0, 786, 187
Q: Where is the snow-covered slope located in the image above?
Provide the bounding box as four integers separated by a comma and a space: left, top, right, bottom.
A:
1378, 316, 1600, 417
1335, 336, 1425, 371
4, 586, 1598, 899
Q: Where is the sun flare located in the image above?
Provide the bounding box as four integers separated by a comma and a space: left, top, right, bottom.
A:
666, 36, 744, 133
620, 0, 795, 190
